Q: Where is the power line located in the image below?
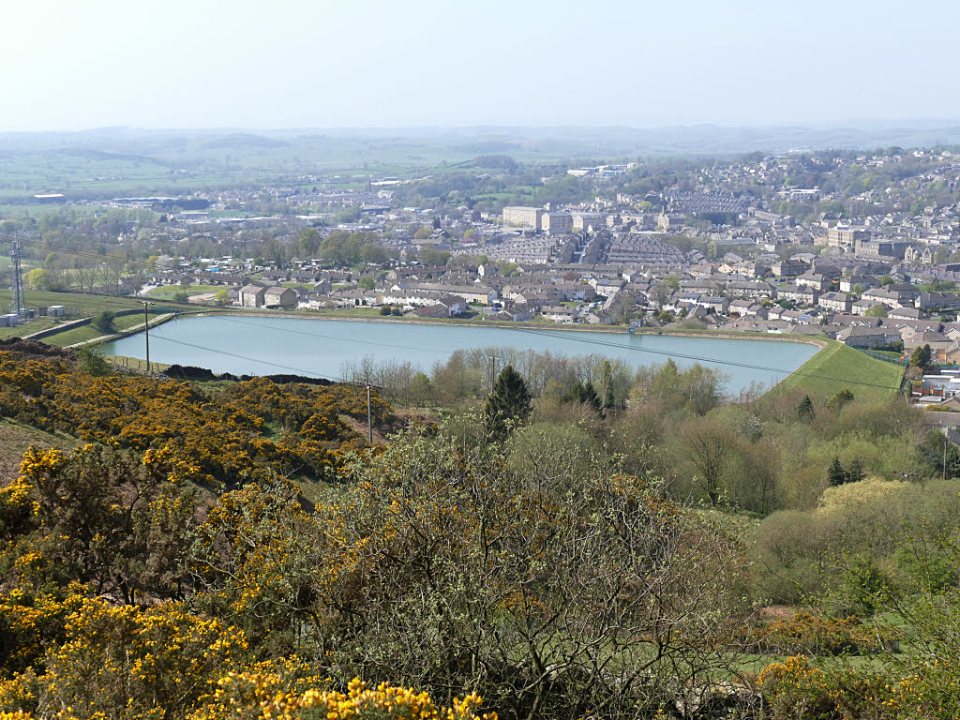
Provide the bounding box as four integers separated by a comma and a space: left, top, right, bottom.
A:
0, 234, 894, 391
140, 314, 899, 394
146, 331, 344, 381
497, 326, 903, 392
213, 314, 451, 355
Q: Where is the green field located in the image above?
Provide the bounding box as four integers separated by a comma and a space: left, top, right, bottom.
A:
145, 284, 225, 300
772, 340, 904, 402
40, 312, 163, 347
0, 290, 184, 340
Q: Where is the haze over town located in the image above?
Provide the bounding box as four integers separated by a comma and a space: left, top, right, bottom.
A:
3, 0, 959, 131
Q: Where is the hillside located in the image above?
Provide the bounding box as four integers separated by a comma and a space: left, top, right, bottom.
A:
771, 340, 904, 402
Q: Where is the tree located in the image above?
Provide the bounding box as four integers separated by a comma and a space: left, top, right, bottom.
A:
650, 282, 672, 309
418, 247, 451, 266
76, 347, 112, 377
92, 311, 115, 334
24, 267, 53, 290
484, 364, 531, 441
797, 395, 815, 421
911, 344, 932, 371
828, 457, 847, 486
683, 418, 734, 506
298, 227, 321, 257
864, 304, 889, 318
846, 458, 865, 483
358, 276, 376, 291
828, 389, 855, 412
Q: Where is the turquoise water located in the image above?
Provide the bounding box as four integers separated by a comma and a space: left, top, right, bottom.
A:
102, 315, 820, 394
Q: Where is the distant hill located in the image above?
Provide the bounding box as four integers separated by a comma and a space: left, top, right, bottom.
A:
2, 123, 960, 199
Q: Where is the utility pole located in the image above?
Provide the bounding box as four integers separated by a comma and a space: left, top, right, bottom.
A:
142, 300, 152, 374
366, 385, 373, 444
944, 430, 949, 482
488, 355, 498, 392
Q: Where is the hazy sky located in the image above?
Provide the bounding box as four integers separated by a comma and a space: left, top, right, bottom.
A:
2, 0, 958, 131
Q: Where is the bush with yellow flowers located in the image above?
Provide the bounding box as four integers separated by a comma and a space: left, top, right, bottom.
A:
191, 676, 495, 720
0, 597, 250, 720
757, 655, 896, 719
0, 348, 396, 486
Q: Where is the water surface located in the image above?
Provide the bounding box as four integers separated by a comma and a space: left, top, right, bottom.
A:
102, 315, 820, 395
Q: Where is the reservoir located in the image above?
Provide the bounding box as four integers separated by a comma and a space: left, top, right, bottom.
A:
102, 315, 820, 394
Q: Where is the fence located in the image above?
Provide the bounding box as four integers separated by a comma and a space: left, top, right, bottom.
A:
855, 348, 908, 366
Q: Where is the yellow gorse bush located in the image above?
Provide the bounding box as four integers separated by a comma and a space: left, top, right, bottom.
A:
191, 675, 495, 720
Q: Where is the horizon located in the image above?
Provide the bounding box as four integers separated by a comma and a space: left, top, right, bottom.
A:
6, 118, 960, 136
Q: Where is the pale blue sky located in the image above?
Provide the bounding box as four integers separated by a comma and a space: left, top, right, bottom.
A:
1, 0, 957, 131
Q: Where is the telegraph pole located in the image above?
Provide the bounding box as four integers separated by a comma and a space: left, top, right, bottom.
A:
488, 355, 498, 391
944, 430, 948, 482
366, 385, 373, 444
142, 300, 152, 374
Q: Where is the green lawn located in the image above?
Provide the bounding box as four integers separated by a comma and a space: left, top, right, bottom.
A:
772, 340, 904, 402
145, 284, 226, 300
0, 317, 60, 340
0, 290, 199, 340
0, 291, 151, 339
41, 312, 163, 347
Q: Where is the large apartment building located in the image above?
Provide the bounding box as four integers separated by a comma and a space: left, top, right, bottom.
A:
502, 206, 543, 230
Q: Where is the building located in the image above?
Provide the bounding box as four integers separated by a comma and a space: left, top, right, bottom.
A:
502, 206, 543, 230
855, 239, 910, 260
542, 212, 573, 235
571, 212, 606, 232
818, 225, 870, 248
837, 326, 902, 349
772, 258, 807, 278
818, 292, 854, 314
239, 284, 266, 308
264, 287, 297, 309
778, 285, 819, 305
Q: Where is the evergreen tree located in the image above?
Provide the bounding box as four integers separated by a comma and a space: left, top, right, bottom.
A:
484, 365, 532, 441
846, 458, 865, 483
581, 380, 603, 414
601, 360, 616, 410
797, 395, 815, 421
604, 382, 616, 411
911, 344, 932, 370
828, 456, 847, 486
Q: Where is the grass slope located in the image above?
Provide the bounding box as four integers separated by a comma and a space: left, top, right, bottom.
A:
773, 340, 904, 402
41, 312, 160, 347
0, 417, 76, 484
0, 290, 193, 340
145, 284, 225, 300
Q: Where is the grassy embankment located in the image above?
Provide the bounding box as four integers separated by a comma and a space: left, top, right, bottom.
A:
144, 284, 224, 300
0, 290, 223, 346
40, 313, 170, 347
771, 339, 904, 403
0, 417, 76, 483
0, 290, 151, 340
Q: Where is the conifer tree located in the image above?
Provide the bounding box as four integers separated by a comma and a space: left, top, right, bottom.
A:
846, 458, 865, 483
828, 456, 847, 486
484, 364, 531, 441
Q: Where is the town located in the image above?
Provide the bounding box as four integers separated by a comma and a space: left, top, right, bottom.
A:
6, 145, 960, 400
